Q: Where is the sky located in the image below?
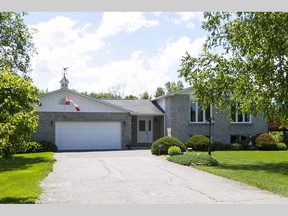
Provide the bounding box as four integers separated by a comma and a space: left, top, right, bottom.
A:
23, 12, 208, 97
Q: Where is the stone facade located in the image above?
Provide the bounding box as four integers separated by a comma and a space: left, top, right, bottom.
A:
31, 112, 132, 149
164, 94, 268, 144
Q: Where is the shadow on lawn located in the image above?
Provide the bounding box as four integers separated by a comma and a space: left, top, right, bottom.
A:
0, 196, 36, 204
218, 161, 288, 175
0, 156, 54, 172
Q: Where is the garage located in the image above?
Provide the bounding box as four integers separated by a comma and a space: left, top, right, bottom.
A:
55, 121, 121, 150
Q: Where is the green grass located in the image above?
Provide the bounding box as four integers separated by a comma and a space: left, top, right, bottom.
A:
0, 152, 55, 204
189, 151, 288, 197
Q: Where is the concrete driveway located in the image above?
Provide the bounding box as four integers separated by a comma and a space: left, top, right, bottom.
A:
37, 150, 288, 204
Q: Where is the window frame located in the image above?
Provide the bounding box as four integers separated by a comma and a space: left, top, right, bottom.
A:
190, 100, 213, 124
230, 105, 252, 124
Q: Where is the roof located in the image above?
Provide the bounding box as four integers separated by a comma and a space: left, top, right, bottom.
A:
103, 99, 164, 115
152, 87, 193, 101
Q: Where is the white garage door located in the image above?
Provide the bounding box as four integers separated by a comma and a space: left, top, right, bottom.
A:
55, 121, 121, 150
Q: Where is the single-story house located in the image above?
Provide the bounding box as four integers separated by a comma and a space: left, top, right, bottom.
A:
32, 74, 268, 151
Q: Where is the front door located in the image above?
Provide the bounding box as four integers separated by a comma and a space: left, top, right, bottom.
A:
137, 117, 153, 143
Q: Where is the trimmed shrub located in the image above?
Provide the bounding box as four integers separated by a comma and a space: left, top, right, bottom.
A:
151, 136, 186, 155
255, 133, 277, 150
231, 143, 244, 150
168, 153, 218, 166
277, 142, 287, 150
39, 140, 58, 152
17, 140, 58, 153
168, 146, 182, 156
186, 134, 210, 151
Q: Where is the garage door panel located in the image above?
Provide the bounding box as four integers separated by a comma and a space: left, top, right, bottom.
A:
56, 121, 121, 150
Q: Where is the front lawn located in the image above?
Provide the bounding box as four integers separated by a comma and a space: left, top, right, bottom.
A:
0, 152, 55, 204
175, 151, 288, 197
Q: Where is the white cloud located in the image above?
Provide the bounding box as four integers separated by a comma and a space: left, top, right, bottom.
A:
29, 13, 206, 97
96, 12, 159, 38
172, 12, 204, 29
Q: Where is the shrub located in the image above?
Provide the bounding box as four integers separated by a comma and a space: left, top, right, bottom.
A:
277, 142, 287, 150
212, 142, 231, 150
151, 136, 186, 155
167, 153, 218, 166
168, 146, 182, 156
232, 139, 249, 150
17, 140, 58, 153
230, 143, 244, 150
18, 141, 42, 153
255, 133, 277, 150
186, 135, 210, 151
38, 140, 58, 152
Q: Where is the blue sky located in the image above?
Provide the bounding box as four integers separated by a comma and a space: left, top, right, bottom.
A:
24, 12, 207, 97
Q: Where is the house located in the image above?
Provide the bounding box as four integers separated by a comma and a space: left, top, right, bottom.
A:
32, 74, 268, 150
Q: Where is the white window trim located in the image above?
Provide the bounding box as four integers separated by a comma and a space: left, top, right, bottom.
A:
230, 110, 252, 124
190, 100, 213, 124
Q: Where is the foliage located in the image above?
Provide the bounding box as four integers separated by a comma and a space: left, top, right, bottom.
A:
17, 140, 58, 153
0, 70, 39, 159
269, 131, 284, 143
165, 81, 184, 93
139, 91, 152, 100
124, 94, 138, 100
0, 152, 55, 203
151, 136, 186, 155
186, 134, 210, 151
82, 91, 119, 99
212, 142, 231, 150
154, 87, 165, 98
277, 142, 287, 150
168, 146, 182, 156
230, 143, 244, 150
194, 151, 288, 197
0, 12, 36, 77
168, 153, 218, 166
255, 133, 277, 150
178, 12, 288, 128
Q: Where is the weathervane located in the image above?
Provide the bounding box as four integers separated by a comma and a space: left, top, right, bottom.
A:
63, 67, 69, 76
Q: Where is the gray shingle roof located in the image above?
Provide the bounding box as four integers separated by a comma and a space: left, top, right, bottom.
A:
102, 99, 164, 115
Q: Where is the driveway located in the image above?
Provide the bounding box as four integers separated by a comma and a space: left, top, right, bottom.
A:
37, 150, 288, 204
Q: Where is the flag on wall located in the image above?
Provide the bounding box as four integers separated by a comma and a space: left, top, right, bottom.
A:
65, 97, 80, 111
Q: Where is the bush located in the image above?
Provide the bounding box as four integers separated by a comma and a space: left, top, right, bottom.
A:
186, 135, 210, 151
151, 136, 186, 155
167, 153, 218, 166
168, 146, 182, 156
277, 142, 287, 150
17, 140, 58, 153
255, 133, 277, 150
212, 142, 232, 150
230, 143, 244, 150
39, 140, 58, 152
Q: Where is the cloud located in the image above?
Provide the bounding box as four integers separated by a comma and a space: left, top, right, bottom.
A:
170, 12, 204, 29
96, 12, 159, 38
29, 13, 206, 97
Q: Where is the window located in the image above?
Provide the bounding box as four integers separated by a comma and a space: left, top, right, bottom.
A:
231, 105, 251, 123
230, 135, 250, 144
139, 120, 146, 131
190, 101, 212, 123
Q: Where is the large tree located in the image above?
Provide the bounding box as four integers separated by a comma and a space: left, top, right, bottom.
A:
0, 69, 39, 158
179, 12, 288, 127
0, 12, 38, 158
0, 12, 36, 77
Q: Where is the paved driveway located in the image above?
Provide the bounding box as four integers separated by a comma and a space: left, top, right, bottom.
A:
37, 150, 288, 204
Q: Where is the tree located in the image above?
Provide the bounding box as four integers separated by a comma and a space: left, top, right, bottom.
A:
0, 69, 39, 158
82, 91, 118, 99
0, 12, 36, 77
139, 91, 152, 100
179, 12, 288, 127
125, 95, 138, 100
165, 81, 184, 93
154, 87, 165, 98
